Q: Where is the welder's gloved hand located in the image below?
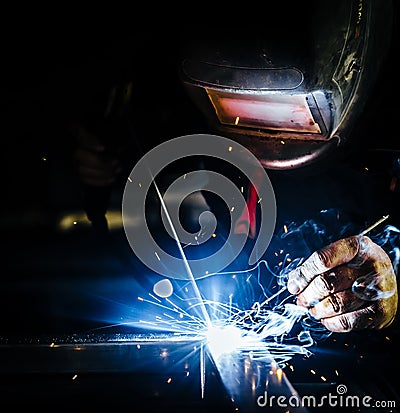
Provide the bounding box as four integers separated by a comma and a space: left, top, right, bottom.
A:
72, 122, 123, 187
286, 235, 398, 332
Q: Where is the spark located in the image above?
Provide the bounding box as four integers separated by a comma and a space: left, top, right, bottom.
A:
276, 368, 283, 381
152, 176, 212, 327
200, 343, 206, 399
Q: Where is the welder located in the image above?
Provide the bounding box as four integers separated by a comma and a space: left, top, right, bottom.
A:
69, 0, 399, 334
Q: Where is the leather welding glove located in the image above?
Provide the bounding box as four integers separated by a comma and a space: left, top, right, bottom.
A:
286, 235, 398, 332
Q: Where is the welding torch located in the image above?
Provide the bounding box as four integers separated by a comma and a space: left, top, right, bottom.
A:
235, 214, 390, 324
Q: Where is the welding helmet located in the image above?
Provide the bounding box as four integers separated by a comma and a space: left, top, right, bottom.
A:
178, 0, 394, 170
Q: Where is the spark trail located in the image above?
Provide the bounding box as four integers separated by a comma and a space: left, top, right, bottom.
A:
135, 258, 315, 366
152, 179, 212, 328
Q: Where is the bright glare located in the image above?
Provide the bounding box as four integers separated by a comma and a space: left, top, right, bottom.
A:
205, 325, 245, 359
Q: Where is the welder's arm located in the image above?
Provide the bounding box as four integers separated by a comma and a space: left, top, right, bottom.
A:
70, 121, 123, 235
72, 122, 122, 187
286, 236, 398, 332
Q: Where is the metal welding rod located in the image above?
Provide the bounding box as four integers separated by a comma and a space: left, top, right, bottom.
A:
359, 214, 389, 236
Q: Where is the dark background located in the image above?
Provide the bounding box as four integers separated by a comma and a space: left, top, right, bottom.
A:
2, 7, 400, 233
1, 7, 400, 412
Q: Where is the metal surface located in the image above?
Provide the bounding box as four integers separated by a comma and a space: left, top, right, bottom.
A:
0, 333, 308, 412
1, 330, 399, 412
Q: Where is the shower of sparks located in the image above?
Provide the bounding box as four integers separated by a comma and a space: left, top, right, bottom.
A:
129, 259, 316, 401
133, 258, 315, 366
